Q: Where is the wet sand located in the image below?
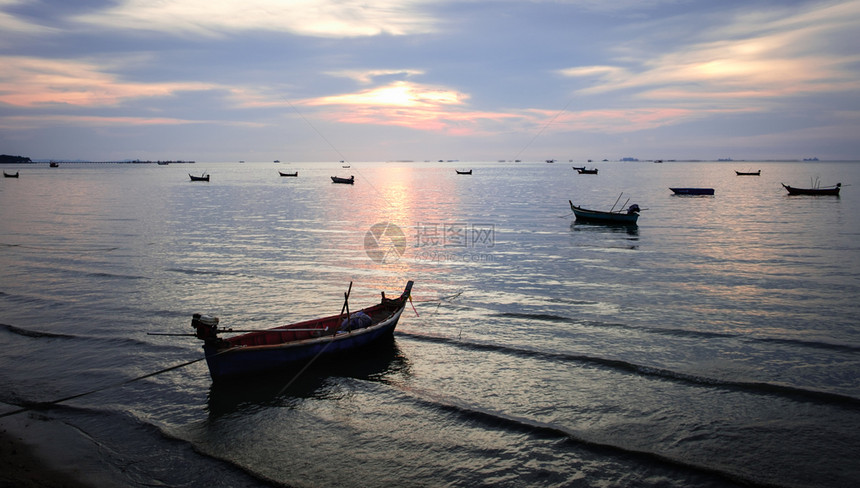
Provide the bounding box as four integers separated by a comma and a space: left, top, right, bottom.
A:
0, 427, 90, 488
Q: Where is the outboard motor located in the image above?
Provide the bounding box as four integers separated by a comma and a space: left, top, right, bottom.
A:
627, 204, 641, 214
191, 313, 220, 341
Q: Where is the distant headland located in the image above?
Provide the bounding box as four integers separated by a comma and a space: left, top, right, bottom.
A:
0, 154, 32, 164
0, 154, 194, 164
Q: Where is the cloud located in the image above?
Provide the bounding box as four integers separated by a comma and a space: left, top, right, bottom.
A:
560, 0, 860, 104
72, 0, 438, 38
0, 56, 216, 108
326, 69, 426, 84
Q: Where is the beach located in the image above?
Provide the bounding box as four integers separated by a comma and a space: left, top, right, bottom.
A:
1, 407, 91, 488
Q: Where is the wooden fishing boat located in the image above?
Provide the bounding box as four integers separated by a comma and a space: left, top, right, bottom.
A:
3, 171, 19, 178
189, 173, 210, 181
49, 162, 59, 167
670, 187, 714, 195
456, 169, 472, 175
576, 168, 598, 174
278, 171, 298, 177
735, 170, 760, 176
193, 281, 414, 381
782, 182, 840, 196
331, 175, 354, 184
569, 200, 639, 224
571, 166, 585, 171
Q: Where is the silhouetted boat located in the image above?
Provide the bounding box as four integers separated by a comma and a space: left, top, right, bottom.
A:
782, 182, 840, 196
569, 200, 640, 224
576, 168, 598, 174
189, 173, 210, 181
331, 175, 354, 184
456, 169, 472, 175
572, 166, 585, 171
191, 281, 414, 381
49, 162, 59, 167
670, 188, 714, 195
278, 171, 298, 177
736, 170, 760, 175
3, 171, 19, 178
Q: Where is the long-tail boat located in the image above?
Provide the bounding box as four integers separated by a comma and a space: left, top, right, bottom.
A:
331, 175, 354, 184
192, 281, 414, 381
569, 200, 640, 224
782, 182, 840, 196
670, 187, 714, 195
189, 173, 210, 181
278, 171, 298, 177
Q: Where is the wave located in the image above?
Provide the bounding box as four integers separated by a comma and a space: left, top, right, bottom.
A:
393, 384, 772, 488
396, 331, 860, 408
0, 322, 76, 339
494, 312, 860, 353
0, 242, 120, 253
0, 322, 194, 354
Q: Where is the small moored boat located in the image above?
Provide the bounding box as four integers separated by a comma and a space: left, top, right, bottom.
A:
670, 187, 714, 195
782, 182, 840, 196
49, 162, 59, 167
735, 170, 760, 176
278, 171, 298, 177
576, 168, 598, 174
192, 281, 414, 381
331, 175, 354, 184
456, 169, 472, 175
3, 171, 19, 178
569, 200, 640, 224
189, 173, 210, 181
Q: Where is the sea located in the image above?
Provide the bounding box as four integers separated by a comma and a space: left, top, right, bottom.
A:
1, 160, 858, 488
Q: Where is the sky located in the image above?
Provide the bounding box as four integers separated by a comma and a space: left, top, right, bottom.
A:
1, 0, 859, 162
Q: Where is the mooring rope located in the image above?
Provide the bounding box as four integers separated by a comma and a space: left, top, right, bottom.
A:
0, 354, 213, 419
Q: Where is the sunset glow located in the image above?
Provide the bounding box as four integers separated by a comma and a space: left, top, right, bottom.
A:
1, 0, 858, 160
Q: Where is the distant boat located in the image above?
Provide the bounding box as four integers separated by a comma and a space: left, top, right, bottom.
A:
569, 200, 640, 224
3, 171, 19, 178
189, 173, 210, 181
576, 168, 598, 175
546, 159, 556, 163
274, 160, 280, 163
654, 160, 663, 163
735, 170, 760, 176
157, 161, 169, 165
456, 169, 472, 175
670, 187, 714, 195
49, 162, 59, 167
278, 171, 298, 177
239, 160, 245, 163
571, 166, 585, 171
191, 281, 414, 381
331, 175, 354, 184
782, 182, 840, 196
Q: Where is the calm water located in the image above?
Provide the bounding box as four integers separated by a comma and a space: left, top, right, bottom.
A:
1, 160, 859, 487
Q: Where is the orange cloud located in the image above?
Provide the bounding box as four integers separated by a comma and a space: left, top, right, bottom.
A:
296, 81, 519, 134
0, 56, 215, 107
